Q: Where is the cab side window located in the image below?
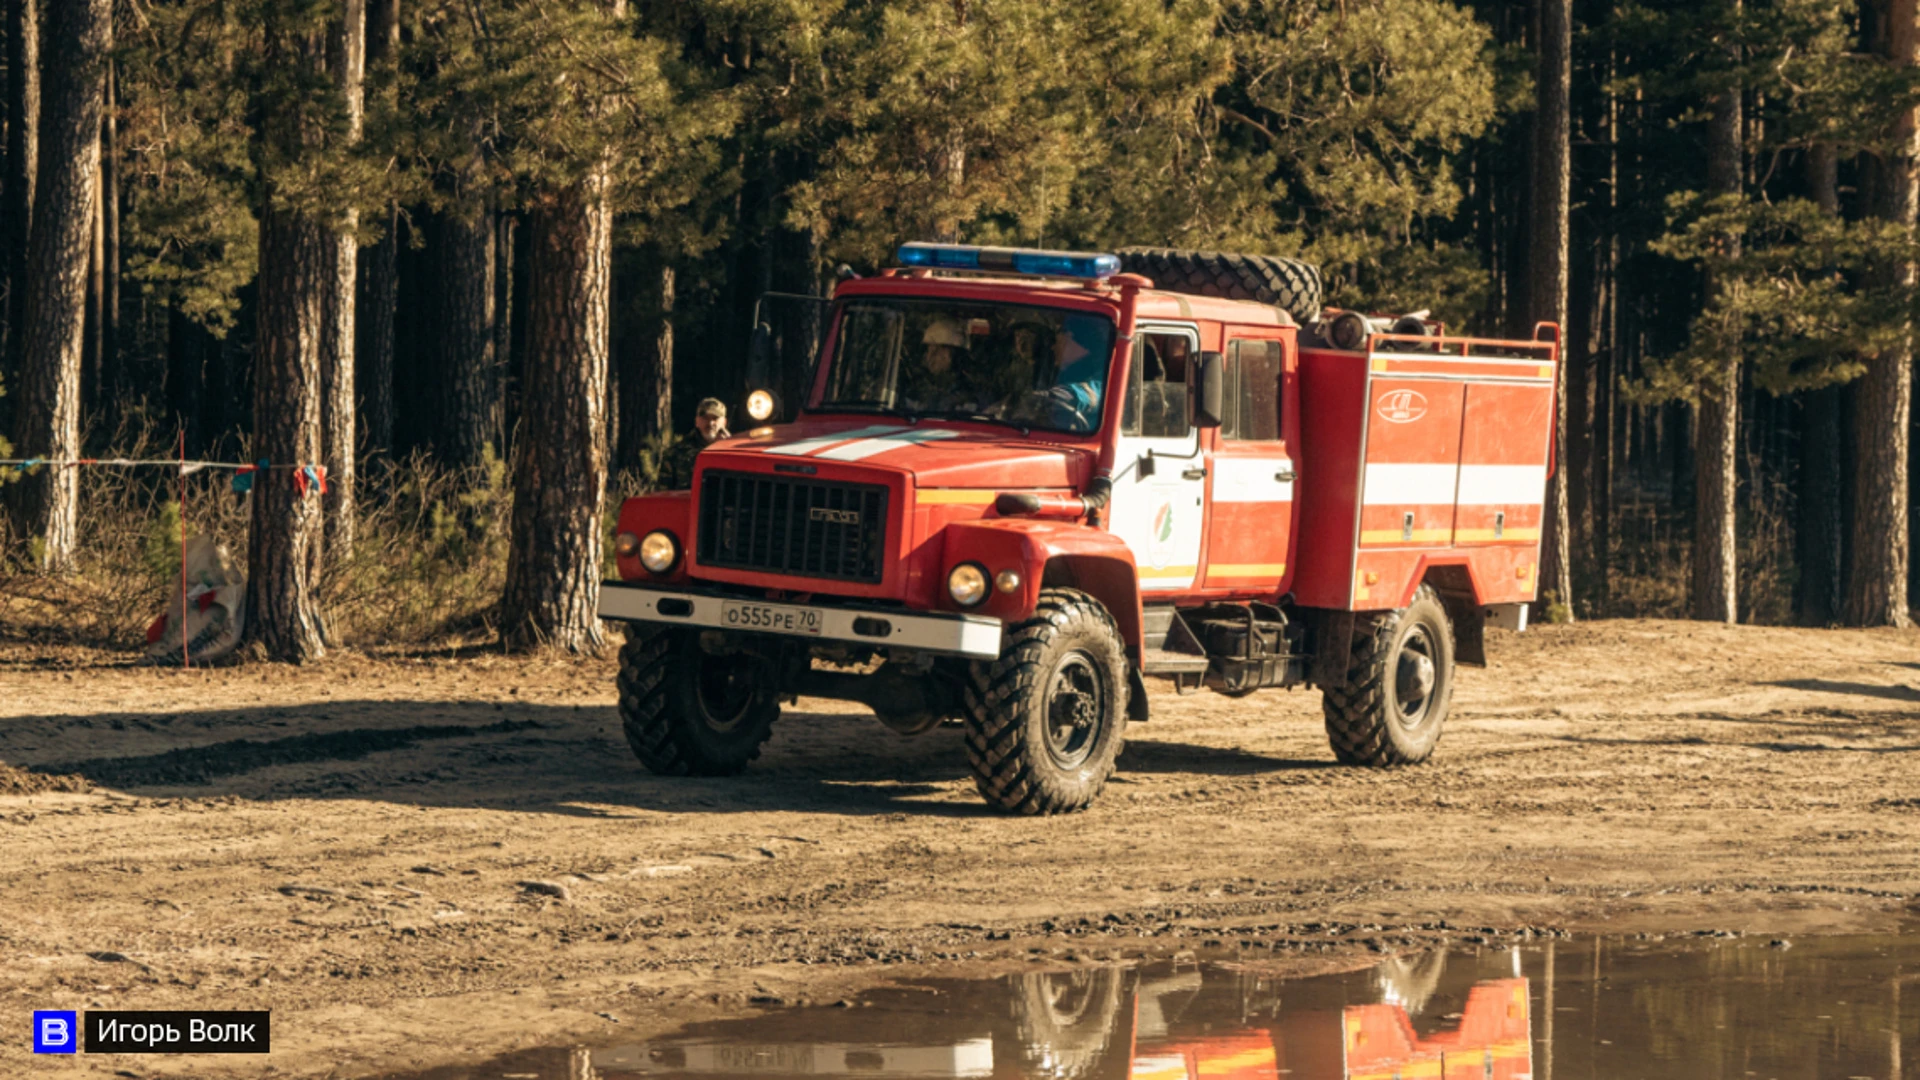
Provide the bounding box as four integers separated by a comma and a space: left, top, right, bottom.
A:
1121, 332, 1193, 437
1223, 340, 1283, 442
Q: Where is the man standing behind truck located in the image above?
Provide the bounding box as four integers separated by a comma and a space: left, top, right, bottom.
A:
663, 397, 729, 489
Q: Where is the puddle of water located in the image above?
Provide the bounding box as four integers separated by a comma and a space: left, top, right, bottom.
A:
382, 935, 1916, 1080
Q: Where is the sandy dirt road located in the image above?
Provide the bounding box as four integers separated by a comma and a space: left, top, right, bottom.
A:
1, 620, 1917, 1077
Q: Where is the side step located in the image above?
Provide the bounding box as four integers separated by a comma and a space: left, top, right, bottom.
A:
1141, 648, 1209, 676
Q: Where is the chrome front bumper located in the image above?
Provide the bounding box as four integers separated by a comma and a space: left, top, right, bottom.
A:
597, 581, 1004, 659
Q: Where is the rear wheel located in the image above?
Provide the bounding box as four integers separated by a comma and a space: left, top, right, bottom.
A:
1321, 585, 1454, 766
618, 627, 779, 776
964, 589, 1128, 814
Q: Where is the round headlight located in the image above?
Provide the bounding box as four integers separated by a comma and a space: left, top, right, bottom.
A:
947, 563, 989, 607
614, 531, 641, 558
746, 388, 776, 422
638, 530, 679, 574
994, 568, 1023, 594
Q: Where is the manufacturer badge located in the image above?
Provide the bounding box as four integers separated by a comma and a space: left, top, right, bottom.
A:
809, 507, 860, 525
1375, 388, 1428, 424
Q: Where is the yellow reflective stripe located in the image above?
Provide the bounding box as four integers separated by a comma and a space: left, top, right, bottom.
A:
1204, 563, 1286, 577
1454, 527, 1541, 542
916, 489, 1000, 505
1138, 565, 1199, 579
1360, 528, 1454, 544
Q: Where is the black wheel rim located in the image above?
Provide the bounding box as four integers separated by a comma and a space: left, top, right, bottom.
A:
1043, 652, 1106, 770
694, 654, 760, 733
1392, 623, 1438, 728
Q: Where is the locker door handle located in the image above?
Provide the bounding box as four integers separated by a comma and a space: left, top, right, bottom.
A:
1182, 468, 1207, 481
1275, 469, 1296, 483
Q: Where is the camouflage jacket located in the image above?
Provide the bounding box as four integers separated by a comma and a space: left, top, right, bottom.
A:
663, 431, 707, 490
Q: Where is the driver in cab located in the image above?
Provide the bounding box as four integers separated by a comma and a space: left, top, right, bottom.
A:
900, 318, 987, 415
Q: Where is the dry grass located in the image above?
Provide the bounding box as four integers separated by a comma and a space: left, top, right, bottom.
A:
0, 428, 682, 658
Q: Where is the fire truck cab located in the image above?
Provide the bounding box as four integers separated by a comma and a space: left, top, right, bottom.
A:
599, 243, 1557, 814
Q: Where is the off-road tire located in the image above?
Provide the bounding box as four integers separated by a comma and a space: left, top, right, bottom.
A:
1322, 584, 1455, 766
618, 627, 779, 777
963, 589, 1128, 815
1117, 248, 1324, 324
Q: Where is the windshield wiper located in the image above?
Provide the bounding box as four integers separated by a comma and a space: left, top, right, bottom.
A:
958, 412, 1032, 437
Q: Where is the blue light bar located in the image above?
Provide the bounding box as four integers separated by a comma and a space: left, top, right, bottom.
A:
896, 242, 1121, 280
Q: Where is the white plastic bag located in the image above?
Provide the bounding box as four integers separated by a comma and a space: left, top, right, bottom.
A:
144, 535, 246, 665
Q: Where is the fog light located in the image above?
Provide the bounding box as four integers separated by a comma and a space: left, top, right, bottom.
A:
947, 563, 988, 607
746, 388, 776, 421
615, 532, 641, 558
994, 568, 1022, 594
639, 530, 679, 574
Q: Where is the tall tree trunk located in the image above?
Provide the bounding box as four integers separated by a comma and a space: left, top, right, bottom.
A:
358, 205, 398, 461
356, 0, 400, 465
615, 257, 672, 469
1530, 0, 1574, 619
1796, 145, 1845, 625
7, 0, 107, 569
319, 0, 365, 567
98, 59, 117, 424
1848, 0, 1917, 627
248, 205, 330, 662
1691, 64, 1742, 624
494, 210, 515, 453
434, 200, 495, 468
4, 0, 38, 400
501, 173, 612, 653
651, 263, 674, 439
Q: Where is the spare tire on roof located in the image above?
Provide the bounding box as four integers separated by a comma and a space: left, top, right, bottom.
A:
1117, 248, 1323, 324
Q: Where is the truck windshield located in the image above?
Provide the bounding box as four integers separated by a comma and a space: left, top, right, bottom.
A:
820, 298, 1116, 435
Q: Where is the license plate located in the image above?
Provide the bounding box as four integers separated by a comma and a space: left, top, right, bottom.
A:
720, 601, 823, 636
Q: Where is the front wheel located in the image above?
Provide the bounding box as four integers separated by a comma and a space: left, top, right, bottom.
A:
1321, 584, 1455, 766
618, 627, 780, 776
964, 589, 1128, 814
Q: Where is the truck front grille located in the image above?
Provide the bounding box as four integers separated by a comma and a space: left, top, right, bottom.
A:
696, 470, 888, 584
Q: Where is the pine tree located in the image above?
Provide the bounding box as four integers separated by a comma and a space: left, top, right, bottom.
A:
7, 0, 109, 569
4, 0, 37, 388
358, 0, 402, 463
1849, 0, 1918, 627
402, 0, 727, 650
1533, 0, 1576, 620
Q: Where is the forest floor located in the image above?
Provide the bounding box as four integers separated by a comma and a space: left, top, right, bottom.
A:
1, 620, 1917, 1078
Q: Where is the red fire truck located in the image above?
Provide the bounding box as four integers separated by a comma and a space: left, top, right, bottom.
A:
599, 243, 1556, 814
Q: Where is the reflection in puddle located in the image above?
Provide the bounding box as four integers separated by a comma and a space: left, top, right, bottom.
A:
382, 935, 1917, 1080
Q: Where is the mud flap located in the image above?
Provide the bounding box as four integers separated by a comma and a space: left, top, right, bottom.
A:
1446, 596, 1487, 667
1310, 610, 1358, 688
1127, 666, 1150, 721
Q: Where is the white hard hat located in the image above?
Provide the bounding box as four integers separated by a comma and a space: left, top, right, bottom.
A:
922, 319, 967, 349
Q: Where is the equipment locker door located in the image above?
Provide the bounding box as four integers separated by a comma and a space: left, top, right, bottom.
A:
1203, 337, 1296, 590
1109, 326, 1206, 592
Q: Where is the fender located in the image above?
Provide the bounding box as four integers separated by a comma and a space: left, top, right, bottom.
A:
614, 492, 693, 583
1391, 553, 1489, 609
1406, 557, 1492, 668
938, 518, 1142, 656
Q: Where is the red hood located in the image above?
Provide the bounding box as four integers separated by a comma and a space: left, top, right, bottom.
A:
705, 418, 1091, 490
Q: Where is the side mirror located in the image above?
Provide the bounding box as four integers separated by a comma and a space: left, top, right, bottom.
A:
1193, 350, 1226, 429
747, 322, 775, 386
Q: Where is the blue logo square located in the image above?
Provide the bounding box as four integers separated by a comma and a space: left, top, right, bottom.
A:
32, 1010, 77, 1054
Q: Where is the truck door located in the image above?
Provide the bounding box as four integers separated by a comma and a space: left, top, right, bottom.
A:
1109, 326, 1206, 593
1203, 337, 1296, 591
